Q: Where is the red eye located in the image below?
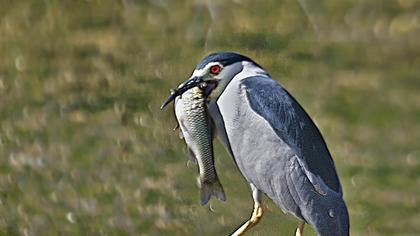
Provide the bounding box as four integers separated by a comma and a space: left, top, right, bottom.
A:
210, 65, 222, 75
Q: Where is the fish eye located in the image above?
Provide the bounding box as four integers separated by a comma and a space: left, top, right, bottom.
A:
209, 65, 222, 75
199, 82, 207, 90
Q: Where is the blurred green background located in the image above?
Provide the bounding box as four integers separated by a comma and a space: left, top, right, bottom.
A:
0, 0, 419, 235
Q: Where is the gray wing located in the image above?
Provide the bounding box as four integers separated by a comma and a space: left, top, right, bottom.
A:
241, 76, 341, 193
240, 76, 349, 235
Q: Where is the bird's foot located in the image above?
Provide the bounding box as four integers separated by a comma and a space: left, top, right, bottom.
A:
230, 202, 263, 236
295, 221, 305, 236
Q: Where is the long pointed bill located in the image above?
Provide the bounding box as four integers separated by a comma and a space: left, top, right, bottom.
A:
160, 76, 203, 109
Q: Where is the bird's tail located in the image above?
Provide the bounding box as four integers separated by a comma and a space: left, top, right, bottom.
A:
199, 179, 226, 205
305, 195, 350, 236
330, 198, 350, 236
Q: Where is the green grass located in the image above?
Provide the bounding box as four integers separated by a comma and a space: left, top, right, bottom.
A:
0, 0, 419, 235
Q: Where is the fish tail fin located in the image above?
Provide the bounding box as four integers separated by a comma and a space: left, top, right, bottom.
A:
199, 180, 226, 205
187, 148, 197, 166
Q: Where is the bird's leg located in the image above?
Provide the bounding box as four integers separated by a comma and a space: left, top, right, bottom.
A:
295, 220, 305, 236
230, 184, 263, 236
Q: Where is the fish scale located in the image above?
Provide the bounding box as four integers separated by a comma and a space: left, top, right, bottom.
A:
178, 85, 226, 205
183, 87, 217, 181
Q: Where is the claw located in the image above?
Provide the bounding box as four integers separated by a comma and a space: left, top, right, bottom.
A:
295, 221, 305, 236
209, 203, 216, 213
230, 185, 263, 236
230, 202, 264, 236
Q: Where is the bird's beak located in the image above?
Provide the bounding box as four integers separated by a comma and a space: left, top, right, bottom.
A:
160, 76, 203, 109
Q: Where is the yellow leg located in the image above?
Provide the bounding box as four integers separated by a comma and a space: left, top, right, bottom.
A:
231, 184, 263, 236
231, 202, 263, 236
295, 220, 305, 236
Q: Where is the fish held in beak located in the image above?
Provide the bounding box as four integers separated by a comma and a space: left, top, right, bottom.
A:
174, 85, 225, 205
160, 77, 218, 109
160, 76, 203, 109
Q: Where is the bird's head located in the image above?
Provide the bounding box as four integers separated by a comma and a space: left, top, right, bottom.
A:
161, 52, 263, 109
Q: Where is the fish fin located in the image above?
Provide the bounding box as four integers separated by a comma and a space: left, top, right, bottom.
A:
177, 119, 189, 140
199, 180, 226, 205
173, 122, 179, 131
186, 148, 197, 167
172, 122, 183, 139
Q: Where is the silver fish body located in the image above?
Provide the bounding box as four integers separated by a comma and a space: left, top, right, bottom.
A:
175, 86, 226, 205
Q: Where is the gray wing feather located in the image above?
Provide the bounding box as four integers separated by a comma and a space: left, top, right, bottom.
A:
240, 76, 349, 235
241, 76, 341, 193
287, 155, 349, 236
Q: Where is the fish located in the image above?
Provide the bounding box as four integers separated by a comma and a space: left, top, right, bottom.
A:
170, 82, 226, 205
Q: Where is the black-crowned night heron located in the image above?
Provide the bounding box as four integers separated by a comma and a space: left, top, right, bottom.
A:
162, 52, 349, 236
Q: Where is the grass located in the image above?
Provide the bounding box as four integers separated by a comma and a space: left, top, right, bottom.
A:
0, 0, 419, 235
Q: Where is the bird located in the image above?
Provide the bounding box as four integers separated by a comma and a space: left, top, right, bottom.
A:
162, 52, 350, 236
